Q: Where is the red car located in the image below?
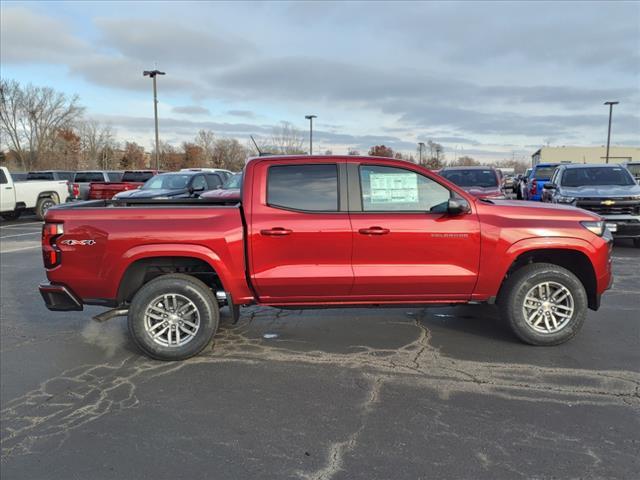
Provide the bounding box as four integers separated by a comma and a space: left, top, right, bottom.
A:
439, 166, 506, 199
88, 170, 161, 200
199, 172, 242, 203
40, 155, 612, 360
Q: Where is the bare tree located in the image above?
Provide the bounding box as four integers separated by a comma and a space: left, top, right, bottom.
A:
194, 129, 216, 166
78, 120, 117, 169
0, 79, 84, 170
268, 121, 305, 154
212, 138, 249, 171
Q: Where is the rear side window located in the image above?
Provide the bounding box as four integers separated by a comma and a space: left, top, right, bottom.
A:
74, 172, 105, 182
267, 164, 338, 212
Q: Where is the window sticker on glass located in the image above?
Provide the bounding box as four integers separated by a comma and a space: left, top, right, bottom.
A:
370, 172, 418, 204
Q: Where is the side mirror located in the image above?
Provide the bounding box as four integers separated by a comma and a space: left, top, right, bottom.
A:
447, 198, 470, 215
543, 183, 556, 190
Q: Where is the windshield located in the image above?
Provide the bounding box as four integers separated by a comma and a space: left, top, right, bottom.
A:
142, 173, 191, 190
223, 173, 242, 189
532, 166, 557, 180
440, 169, 498, 188
561, 167, 635, 187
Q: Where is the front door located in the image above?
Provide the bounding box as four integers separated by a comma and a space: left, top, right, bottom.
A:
249, 161, 353, 302
349, 163, 481, 301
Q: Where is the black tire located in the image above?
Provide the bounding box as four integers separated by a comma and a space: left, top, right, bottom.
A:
499, 263, 587, 346
633, 238, 640, 248
128, 274, 219, 361
1, 210, 21, 221
36, 197, 57, 220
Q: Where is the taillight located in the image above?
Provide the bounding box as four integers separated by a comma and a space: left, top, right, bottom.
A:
72, 183, 80, 198
42, 223, 64, 269
530, 179, 538, 195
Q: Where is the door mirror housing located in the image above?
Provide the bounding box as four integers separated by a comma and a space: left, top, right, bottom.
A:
543, 183, 556, 190
447, 198, 470, 215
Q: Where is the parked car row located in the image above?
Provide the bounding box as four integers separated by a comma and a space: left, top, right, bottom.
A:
0, 167, 237, 219
438, 162, 639, 247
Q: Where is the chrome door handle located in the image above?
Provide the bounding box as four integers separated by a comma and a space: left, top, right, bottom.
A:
260, 227, 292, 236
358, 226, 390, 235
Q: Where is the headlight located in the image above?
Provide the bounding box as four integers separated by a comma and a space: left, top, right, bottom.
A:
556, 195, 576, 204
580, 220, 605, 236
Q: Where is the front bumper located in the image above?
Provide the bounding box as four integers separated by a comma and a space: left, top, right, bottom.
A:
601, 215, 640, 239
39, 282, 83, 311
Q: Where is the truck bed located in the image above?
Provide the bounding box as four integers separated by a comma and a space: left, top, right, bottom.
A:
45, 200, 249, 303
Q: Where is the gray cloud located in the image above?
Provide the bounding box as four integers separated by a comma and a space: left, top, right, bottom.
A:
172, 105, 210, 115
0, 6, 88, 63
227, 110, 255, 118
94, 18, 255, 67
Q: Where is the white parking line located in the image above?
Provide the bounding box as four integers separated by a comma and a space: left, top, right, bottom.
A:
0, 232, 40, 239
0, 245, 41, 253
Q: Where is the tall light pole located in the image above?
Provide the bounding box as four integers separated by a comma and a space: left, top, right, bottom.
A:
305, 114, 317, 155
418, 142, 425, 165
604, 101, 619, 164
144, 69, 166, 169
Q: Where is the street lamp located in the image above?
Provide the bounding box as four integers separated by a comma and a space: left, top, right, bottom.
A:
143, 69, 166, 170
418, 142, 425, 165
305, 115, 317, 155
604, 101, 619, 164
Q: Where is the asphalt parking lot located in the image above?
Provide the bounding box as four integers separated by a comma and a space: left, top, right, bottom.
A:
1, 215, 639, 480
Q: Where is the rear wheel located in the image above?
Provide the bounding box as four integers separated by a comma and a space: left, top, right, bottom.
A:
128, 274, 219, 360
36, 197, 57, 220
499, 263, 587, 345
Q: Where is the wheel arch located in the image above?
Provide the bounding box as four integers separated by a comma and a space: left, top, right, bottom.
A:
115, 245, 233, 305
497, 244, 598, 310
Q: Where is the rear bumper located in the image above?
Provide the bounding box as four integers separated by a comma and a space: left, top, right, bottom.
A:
39, 282, 83, 311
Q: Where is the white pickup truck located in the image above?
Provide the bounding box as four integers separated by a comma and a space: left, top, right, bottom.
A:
0, 166, 71, 220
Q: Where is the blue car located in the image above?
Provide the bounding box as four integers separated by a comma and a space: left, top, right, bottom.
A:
525, 163, 560, 201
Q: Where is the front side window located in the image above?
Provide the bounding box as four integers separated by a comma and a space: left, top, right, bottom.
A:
192, 175, 207, 190
205, 174, 222, 189
360, 165, 450, 212
0, 170, 7, 184
267, 164, 338, 212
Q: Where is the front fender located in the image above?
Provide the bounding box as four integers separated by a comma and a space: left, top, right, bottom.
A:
472, 236, 597, 301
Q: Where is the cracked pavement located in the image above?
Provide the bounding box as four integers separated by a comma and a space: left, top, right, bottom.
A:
1, 218, 639, 479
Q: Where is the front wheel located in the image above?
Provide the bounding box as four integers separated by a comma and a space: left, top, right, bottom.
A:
128, 274, 219, 360
499, 263, 587, 345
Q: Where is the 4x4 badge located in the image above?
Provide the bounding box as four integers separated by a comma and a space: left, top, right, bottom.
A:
60, 239, 96, 246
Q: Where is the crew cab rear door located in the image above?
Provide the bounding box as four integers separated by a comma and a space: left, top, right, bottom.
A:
248, 160, 353, 302
348, 162, 481, 300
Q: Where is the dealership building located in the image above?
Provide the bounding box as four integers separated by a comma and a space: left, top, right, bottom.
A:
531, 146, 640, 166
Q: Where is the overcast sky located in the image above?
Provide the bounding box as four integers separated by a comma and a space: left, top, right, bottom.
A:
1, 1, 639, 162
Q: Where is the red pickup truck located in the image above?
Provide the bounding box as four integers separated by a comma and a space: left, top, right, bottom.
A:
40, 155, 613, 360
88, 170, 160, 200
